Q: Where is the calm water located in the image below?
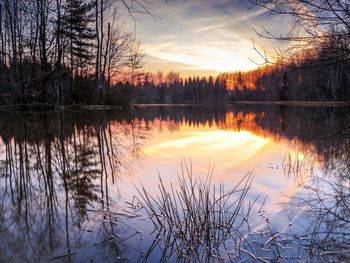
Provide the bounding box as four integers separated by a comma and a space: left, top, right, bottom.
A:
0, 105, 349, 262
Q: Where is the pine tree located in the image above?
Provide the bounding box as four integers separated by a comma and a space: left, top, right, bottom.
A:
62, 0, 95, 79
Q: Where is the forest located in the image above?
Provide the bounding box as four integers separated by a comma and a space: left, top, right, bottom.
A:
131, 72, 228, 104
1, 0, 350, 106
225, 0, 350, 102
0, 0, 146, 106
218, 43, 350, 102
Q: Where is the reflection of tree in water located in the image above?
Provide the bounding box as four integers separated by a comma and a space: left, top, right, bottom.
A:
0, 106, 349, 262
0, 111, 151, 262
133, 105, 350, 261
136, 105, 350, 178
227, 106, 350, 261
283, 148, 350, 261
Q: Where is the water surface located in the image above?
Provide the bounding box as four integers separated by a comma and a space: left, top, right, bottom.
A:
0, 105, 349, 262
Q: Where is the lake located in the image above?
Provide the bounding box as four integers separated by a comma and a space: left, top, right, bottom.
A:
0, 104, 349, 262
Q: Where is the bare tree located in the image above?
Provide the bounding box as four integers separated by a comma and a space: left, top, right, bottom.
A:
105, 10, 133, 88
127, 40, 144, 85
250, 0, 350, 64
0, 0, 152, 105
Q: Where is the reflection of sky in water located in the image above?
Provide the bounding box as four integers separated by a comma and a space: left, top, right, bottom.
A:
114, 118, 318, 262
122, 122, 313, 220
1, 107, 347, 262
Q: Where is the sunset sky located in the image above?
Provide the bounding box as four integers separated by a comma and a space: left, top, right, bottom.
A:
127, 0, 290, 77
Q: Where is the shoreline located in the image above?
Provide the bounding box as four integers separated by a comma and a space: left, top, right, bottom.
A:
230, 101, 350, 107
0, 101, 349, 112
0, 104, 125, 112
134, 101, 350, 107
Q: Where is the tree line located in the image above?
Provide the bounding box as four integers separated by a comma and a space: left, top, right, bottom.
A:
230, 0, 350, 102
0, 0, 146, 106
219, 37, 350, 102
129, 71, 228, 104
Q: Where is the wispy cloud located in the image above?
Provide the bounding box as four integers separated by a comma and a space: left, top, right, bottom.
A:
133, 0, 290, 76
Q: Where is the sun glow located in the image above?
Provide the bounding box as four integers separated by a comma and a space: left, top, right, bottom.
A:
145, 42, 260, 74
144, 130, 271, 164
140, 125, 314, 207
135, 118, 317, 222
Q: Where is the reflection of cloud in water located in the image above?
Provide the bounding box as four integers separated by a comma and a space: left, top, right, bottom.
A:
139, 126, 312, 217
144, 130, 270, 160
0, 105, 349, 262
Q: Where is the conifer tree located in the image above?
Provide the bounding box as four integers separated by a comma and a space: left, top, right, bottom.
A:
62, 0, 95, 83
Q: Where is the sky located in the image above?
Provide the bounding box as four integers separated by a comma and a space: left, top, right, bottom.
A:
125, 0, 289, 78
